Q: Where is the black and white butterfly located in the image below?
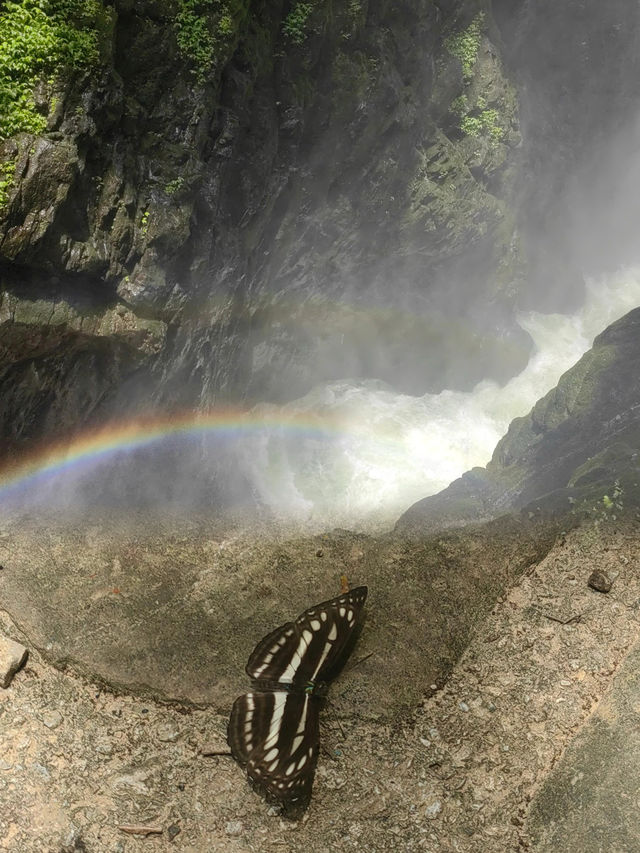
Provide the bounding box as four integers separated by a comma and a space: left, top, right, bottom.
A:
228, 586, 368, 806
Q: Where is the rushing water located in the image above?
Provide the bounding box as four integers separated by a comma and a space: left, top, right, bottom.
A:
240, 268, 640, 530
3, 268, 640, 532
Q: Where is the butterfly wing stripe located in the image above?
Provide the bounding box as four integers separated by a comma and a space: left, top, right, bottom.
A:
296, 586, 368, 684
310, 640, 334, 682
231, 587, 368, 805
262, 692, 287, 750
228, 692, 279, 765
245, 622, 298, 682
246, 693, 320, 803
278, 629, 314, 682
245, 587, 368, 686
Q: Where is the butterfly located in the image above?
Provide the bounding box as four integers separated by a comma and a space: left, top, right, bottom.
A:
227, 586, 368, 807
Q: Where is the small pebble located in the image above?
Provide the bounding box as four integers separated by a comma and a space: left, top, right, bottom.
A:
0, 635, 28, 688
95, 738, 113, 756
42, 710, 63, 729
225, 820, 243, 836
33, 762, 50, 779
425, 800, 442, 819
167, 823, 181, 841
588, 569, 612, 593
458, 701, 470, 712
315, 548, 324, 557
156, 723, 179, 743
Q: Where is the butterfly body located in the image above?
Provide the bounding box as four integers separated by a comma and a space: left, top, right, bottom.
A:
228, 586, 368, 806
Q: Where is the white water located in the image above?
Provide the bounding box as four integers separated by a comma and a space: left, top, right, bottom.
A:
242, 268, 640, 531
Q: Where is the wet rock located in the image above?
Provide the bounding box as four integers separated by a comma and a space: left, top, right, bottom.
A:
0, 635, 28, 688
588, 570, 613, 593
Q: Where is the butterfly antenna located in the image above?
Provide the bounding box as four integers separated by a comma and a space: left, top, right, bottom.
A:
323, 700, 347, 743
344, 650, 374, 674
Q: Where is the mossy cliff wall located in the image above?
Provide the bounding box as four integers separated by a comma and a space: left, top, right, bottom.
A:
0, 0, 637, 452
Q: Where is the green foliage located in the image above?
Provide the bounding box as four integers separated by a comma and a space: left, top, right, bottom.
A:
174, 0, 249, 81
282, 2, 314, 45
0, 158, 16, 210
602, 480, 624, 517
175, 1, 216, 76
0, 0, 111, 140
445, 13, 483, 81
569, 479, 625, 526
451, 94, 469, 116
460, 108, 502, 141
164, 176, 185, 196
140, 209, 150, 234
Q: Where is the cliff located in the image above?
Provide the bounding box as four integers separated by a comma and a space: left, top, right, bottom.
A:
1, 0, 526, 450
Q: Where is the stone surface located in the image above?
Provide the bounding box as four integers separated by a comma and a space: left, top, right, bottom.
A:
0, 634, 27, 688
0, 510, 558, 715
528, 641, 640, 852
0, 515, 638, 852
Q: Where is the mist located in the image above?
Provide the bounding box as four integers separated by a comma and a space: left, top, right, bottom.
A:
3, 1, 640, 538
2, 265, 639, 532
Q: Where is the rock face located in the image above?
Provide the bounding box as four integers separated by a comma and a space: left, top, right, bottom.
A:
2, 1, 640, 463
397, 307, 640, 533
2, 0, 526, 450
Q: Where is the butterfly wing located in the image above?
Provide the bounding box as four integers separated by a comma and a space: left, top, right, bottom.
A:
228, 691, 320, 804
245, 586, 368, 686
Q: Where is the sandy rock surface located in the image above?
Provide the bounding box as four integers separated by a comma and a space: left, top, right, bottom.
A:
1, 515, 639, 851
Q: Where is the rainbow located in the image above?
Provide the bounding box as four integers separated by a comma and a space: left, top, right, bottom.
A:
0, 408, 372, 502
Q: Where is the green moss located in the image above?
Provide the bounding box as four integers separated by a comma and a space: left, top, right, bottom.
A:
331, 50, 378, 118
174, 0, 249, 82
0, 0, 112, 141
282, 2, 314, 45
0, 158, 16, 209
445, 13, 484, 81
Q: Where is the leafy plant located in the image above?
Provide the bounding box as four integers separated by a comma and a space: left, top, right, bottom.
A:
175, 0, 216, 77
0, 0, 111, 140
445, 13, 484, 81
164, 176, 185, 196
460, 108, 503, 141
174, 0, 249, 81
0, 158, 16, 210
282, 2, 314, 45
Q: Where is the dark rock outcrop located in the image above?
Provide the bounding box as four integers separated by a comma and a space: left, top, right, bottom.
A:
397, 307, 640, 533
1, 0, 526, 449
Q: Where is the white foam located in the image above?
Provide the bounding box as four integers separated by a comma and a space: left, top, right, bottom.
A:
241, 267, 640, 531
